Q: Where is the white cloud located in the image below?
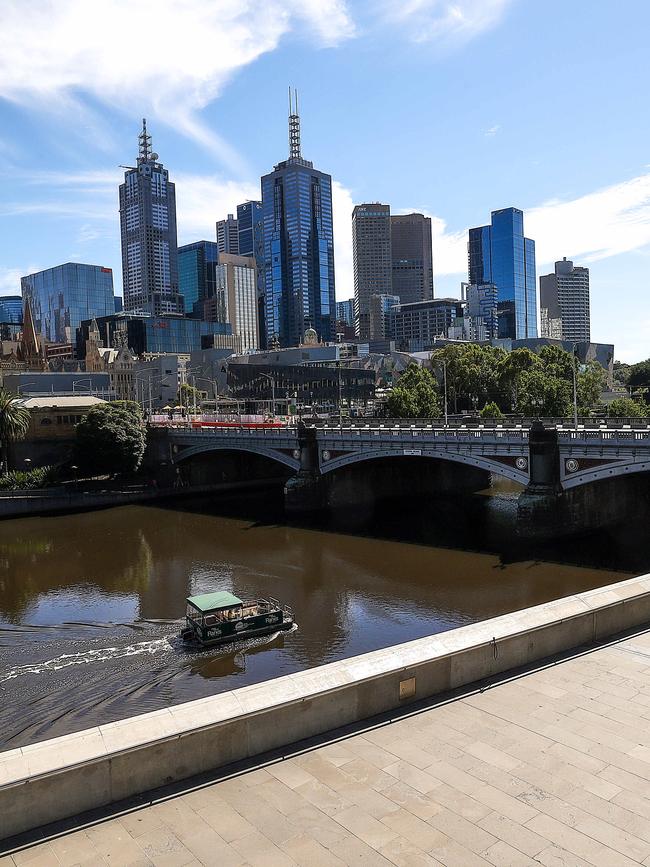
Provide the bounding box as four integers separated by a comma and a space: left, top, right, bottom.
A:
424, 170, 650, 277
484, 124, 500, 137
0, 0, 354, 168
0, 266, 37, 296
381, 0, 513, 44
174, 175, 261, 242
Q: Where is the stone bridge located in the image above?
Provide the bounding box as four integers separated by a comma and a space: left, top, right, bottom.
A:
154, 420, 650, 535
164, 421, 650, 490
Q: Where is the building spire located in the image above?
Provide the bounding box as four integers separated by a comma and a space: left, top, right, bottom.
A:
138, 117, 152, 164
288, 87, 301, 160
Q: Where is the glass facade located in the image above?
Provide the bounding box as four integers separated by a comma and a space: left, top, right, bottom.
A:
214, 255, 259, 352
21, 263, 115, 344
335, 298, 354, 327
178, 241, 219, 318
468, 208, 537, 339
77, 313, 232, 357
0, 295, 23, 340
262, 157, 335, 348
119, 121, 183, 315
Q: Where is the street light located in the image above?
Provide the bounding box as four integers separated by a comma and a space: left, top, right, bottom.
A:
72, 378, 92, 393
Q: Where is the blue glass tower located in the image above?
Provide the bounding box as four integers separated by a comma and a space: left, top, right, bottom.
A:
261, 91, 336, 347
468, 207, 537, 339
178, 240, 219, 318
21, 263, 115, 344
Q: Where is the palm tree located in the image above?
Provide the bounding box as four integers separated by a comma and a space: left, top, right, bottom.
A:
0, 389, 30, 474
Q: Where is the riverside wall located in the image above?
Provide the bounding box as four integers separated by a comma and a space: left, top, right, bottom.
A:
1, 572, 650, 840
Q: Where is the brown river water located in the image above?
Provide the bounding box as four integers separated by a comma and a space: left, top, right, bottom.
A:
0, 483, 647, 749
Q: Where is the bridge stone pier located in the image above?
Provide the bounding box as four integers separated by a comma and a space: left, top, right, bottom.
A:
157, 420, 650, 537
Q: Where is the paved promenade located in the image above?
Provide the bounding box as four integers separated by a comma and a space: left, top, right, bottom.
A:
5, 629, 650, 866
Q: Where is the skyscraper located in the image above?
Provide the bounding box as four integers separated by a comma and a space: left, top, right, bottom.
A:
390, 213, 434, 306
178, 241, 219, 318
213, 253, 259, 352
237, 201, 265, 347
352, 203, 392, 339
21, 263, 115, 345
261, 89, 336, 347
216, 214, 239, 255
119, 119, 184, 315
468, 207, 537, 339
335, 298, 354, 328
540, 258, 590, 342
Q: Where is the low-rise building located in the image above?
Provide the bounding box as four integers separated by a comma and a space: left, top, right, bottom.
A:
8, 395, 107, 468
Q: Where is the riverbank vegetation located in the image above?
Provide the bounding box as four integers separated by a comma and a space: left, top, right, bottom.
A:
75, 401, 146, 476
390, 345, 648, 418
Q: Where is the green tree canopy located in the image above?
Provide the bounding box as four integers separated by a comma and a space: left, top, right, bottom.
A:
0, 389, 31, 474
628, 360, 650, 398
387, 363, 440, 418
479, 401, 503, 419
606, 397, 648, 419
577, 360, 606, 413
75, 400, 146, 476
517, 369, 573, 417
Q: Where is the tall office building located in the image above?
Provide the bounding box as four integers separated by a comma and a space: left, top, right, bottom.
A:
0, 295, 23, 339
352, 203, 392, 339
540, 258, 590, 342
216, 214, 239, 255
237, 201, 265, 348
21, 263, 115, 345
261, 89, 336, 347
468, 207, 537, 339
119, 119, 183, 315
390, 213, 434, 307
211, 254, 259, 352
178, 240, 219, 318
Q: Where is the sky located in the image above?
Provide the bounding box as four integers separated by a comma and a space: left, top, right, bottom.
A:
0, 0, 649, 361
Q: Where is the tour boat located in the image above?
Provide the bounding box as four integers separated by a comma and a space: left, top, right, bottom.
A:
181, 591, 294, 647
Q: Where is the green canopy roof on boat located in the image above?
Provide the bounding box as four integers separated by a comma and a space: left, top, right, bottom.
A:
186, 591, 243, 612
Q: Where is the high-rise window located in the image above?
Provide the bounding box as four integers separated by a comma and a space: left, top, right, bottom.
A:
468, 207, 537, 339
261, 94, 335, 348
119, 119, 183, 316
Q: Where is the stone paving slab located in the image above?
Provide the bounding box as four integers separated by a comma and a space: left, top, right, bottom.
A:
5, 630, 650, 866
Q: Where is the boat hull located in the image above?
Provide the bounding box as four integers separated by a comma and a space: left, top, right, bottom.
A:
183, 613, 294, 647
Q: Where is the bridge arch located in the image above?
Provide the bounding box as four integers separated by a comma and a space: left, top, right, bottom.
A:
561, 458, 650, 490
172, 442, 300, 472
318, 448, 529, 486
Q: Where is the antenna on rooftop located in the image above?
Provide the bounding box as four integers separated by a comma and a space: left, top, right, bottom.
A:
288, 87, 301, 160
138, 117, 152, 164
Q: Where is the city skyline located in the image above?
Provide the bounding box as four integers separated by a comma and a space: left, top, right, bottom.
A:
1, 1, 650, 359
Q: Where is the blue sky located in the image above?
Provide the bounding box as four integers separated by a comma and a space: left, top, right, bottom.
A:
0, 0, 649, 360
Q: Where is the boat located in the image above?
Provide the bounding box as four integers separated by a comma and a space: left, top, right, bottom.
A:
180, 591, 294, 647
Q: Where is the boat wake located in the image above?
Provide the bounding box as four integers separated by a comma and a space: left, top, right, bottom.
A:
0, 637, 173, 683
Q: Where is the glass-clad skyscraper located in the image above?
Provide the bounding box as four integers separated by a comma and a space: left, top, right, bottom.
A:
261, 91, 335, 347
178, 240, 219, 318
119, 119, 184, 315
21, 263, 115, 344
468, 207, 537, 339
0, 295, 23, 340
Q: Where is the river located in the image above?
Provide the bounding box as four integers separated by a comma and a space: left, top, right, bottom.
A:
0, 484, 647, 749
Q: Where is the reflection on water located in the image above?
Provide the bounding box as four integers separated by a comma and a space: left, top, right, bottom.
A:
0, 486, 647, 749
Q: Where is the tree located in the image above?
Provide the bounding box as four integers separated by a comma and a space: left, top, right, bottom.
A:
517, 369, 573, 417
628, 360, 650, 401
606, 397, 648, 419
387, 364, 440, 418
498, 348, 541, 410
577, 360, 606, 413
480, 401, 503, 419
613, 361, 631, 386
179, 382, 202, 410
0, 389, 30, 474
75, 401, 146, 476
